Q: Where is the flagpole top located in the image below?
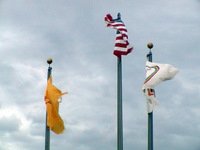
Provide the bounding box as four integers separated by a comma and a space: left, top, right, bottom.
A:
47, 58, 53, 65
117, 13, 121, 19
147, 42, 154, 50
147, 42, 153, 61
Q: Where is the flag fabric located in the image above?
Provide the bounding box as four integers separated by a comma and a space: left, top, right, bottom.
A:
44, 76, 67, 134
143, 88, 158, 113
143, 61, 179, 89
143, 61, 178, 113
104, 13, 133, 57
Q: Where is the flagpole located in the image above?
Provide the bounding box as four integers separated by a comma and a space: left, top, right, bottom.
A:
147, 43, 154, 150
45, 58, 52, 150
117, 55, 123, 150
114, 12, 123, 150
105, 12, 132, 150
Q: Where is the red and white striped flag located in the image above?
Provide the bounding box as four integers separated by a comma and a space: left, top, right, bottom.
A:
105, 13, 133, 57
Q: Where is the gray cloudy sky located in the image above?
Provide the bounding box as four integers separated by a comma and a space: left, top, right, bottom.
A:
0, 0, 200, 150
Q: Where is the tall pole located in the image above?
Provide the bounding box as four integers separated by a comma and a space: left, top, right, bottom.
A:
45, 58, 53, 150
117, 56, 123, 150
147, 43, 154, 150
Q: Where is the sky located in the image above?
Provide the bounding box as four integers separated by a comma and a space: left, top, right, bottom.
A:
0, 0, 200, 150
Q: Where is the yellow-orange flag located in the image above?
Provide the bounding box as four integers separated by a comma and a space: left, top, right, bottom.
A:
44, 76, 67, 134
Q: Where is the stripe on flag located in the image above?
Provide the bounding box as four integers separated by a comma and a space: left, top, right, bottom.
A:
105, 13, 133, 57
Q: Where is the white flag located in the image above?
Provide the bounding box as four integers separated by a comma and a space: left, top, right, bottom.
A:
143, 61, 178, 89
143, 88, 158, 113
143, 61, 178, 113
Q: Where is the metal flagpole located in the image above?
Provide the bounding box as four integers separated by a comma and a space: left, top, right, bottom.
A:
106, 12, 132, 150
146, 43, 154, 150
45, 58, 53, 150
117, 55, 123, 150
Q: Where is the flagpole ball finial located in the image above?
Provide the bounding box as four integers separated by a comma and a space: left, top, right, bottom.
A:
147, 42, 154, 50
47, 58, 53, 65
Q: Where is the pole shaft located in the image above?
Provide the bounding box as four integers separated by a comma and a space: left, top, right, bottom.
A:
147, 51, 153, 150
148, 112, 153, 150
45, 66, 52, 150
117, 56, 123, 150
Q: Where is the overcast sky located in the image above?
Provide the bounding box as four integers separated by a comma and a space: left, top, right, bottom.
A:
0, 0, 200, 150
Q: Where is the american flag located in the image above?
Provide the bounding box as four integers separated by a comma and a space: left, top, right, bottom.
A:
105, 13, 133, 57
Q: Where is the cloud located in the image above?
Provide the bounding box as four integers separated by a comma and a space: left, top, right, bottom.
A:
0, 0, 200, 150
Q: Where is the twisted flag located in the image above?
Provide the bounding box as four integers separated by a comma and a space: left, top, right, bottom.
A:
143, 61, 178, 113
105, 13, 133, 57
44, 76, 67, 134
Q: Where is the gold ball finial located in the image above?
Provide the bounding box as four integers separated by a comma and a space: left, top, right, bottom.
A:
47, 58, 53, 65
147, 42, 154, 49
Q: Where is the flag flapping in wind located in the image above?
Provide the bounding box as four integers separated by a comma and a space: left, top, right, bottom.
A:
143, 88, 158, 113
105, 13, 133, 57
143, 61, 179, 89
44, 76, 67, 134
143, 61, 178, 113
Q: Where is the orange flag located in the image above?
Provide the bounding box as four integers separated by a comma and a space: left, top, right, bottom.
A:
44, 76, 67, 134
